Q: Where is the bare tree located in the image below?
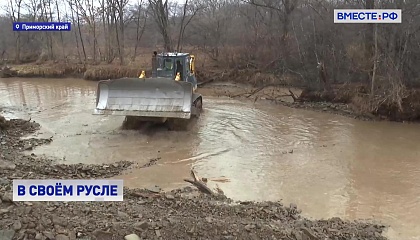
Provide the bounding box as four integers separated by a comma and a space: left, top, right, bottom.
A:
56, 0, 66, 60
190, 0, 236, 61
8, 0, 23, 63
68, 0, 82, 62
69, 0, 87, 62
371, 23, 378, 98
149, 0, 173, 51
365, 0, 374, 85
176, 0, 203, 51
116, 0, 130, 64
0, 0, 419, 114
132, 0, 149, 60
99, 0, 112, 62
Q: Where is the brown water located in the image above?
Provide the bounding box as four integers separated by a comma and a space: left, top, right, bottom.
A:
1, 78, 420, 239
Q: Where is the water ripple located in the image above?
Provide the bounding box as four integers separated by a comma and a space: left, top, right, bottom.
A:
2, 78, 420, 240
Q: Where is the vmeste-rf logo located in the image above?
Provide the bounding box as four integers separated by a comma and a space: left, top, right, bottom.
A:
334, 9, 402, 23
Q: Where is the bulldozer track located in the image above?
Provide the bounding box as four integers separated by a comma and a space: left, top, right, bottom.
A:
166, 96, 202, 131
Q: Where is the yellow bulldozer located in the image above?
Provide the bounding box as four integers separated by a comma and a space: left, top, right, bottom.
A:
93, 51, 203, 130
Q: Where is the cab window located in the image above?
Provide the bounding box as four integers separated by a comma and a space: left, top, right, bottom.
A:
164, 59, 173, 70
156, 58, 175, 77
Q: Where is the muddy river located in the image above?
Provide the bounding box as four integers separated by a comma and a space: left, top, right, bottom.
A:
1, 77, 420, 239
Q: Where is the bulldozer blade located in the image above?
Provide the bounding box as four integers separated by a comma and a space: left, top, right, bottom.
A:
93, 78, 194, 119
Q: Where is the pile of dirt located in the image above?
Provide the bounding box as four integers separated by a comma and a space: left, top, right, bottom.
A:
0, 115, 8, 130
0, 118, 40, 136
0, 187, 388, 240
0, 116, 390, 240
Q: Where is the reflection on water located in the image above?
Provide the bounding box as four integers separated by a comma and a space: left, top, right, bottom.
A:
1, 78, 420, 240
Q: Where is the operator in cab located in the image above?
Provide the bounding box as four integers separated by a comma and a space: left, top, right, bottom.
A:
176, 60, 183, 81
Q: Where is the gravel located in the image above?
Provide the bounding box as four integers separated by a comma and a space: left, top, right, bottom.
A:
0, 117, 388, 240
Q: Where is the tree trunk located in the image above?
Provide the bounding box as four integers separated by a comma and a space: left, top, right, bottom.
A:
9, 0, 23, 63
371, 23, 378, 98
149, 0, 173, 52
101, 0, 108, 61
133, 1, 147, 61
118, 0, 125, 65
69, 1, 82, 62
365, 0, 374, 84
47, 0, 54, 60
176, 0, 188, 52
56, 0, 66, 60
90, 0, 98, 63
76, 3, 87, 62
15, 34, 21, 63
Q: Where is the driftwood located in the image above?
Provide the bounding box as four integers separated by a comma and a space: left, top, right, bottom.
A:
0, 66, 17, 78
288, 89, 298, 102
230, 83, 298, 103
230, 83, 277, 98
197, 78, 214, 87
183, 169, 214, 195
197, 69, 230, 87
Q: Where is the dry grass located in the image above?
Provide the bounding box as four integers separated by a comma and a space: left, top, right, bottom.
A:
11, 63, 86, 78
8, 62, 144, 80
196, 67, 302, 88
299, 83, 420, 122
83, 65, 142, 80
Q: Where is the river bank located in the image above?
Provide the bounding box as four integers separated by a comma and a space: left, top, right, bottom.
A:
1, 62, 420, 123
197, 82, 377, 122
0, 116, 389, 240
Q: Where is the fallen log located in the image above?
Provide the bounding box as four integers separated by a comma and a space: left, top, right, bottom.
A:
183, 169, 214, 195
230, 83, 292, 99
288, 89, 298, 102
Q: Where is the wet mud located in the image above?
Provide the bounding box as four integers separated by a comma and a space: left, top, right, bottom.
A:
0, 119, 134, 179
1, 78, 420, 239
0, 117, 387, 240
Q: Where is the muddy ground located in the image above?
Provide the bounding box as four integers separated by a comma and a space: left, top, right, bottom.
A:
197, 83, 377, 122
0, 116, 389, 240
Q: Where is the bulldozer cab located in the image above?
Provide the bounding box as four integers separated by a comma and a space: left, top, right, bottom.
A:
152, 53, 193, 82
